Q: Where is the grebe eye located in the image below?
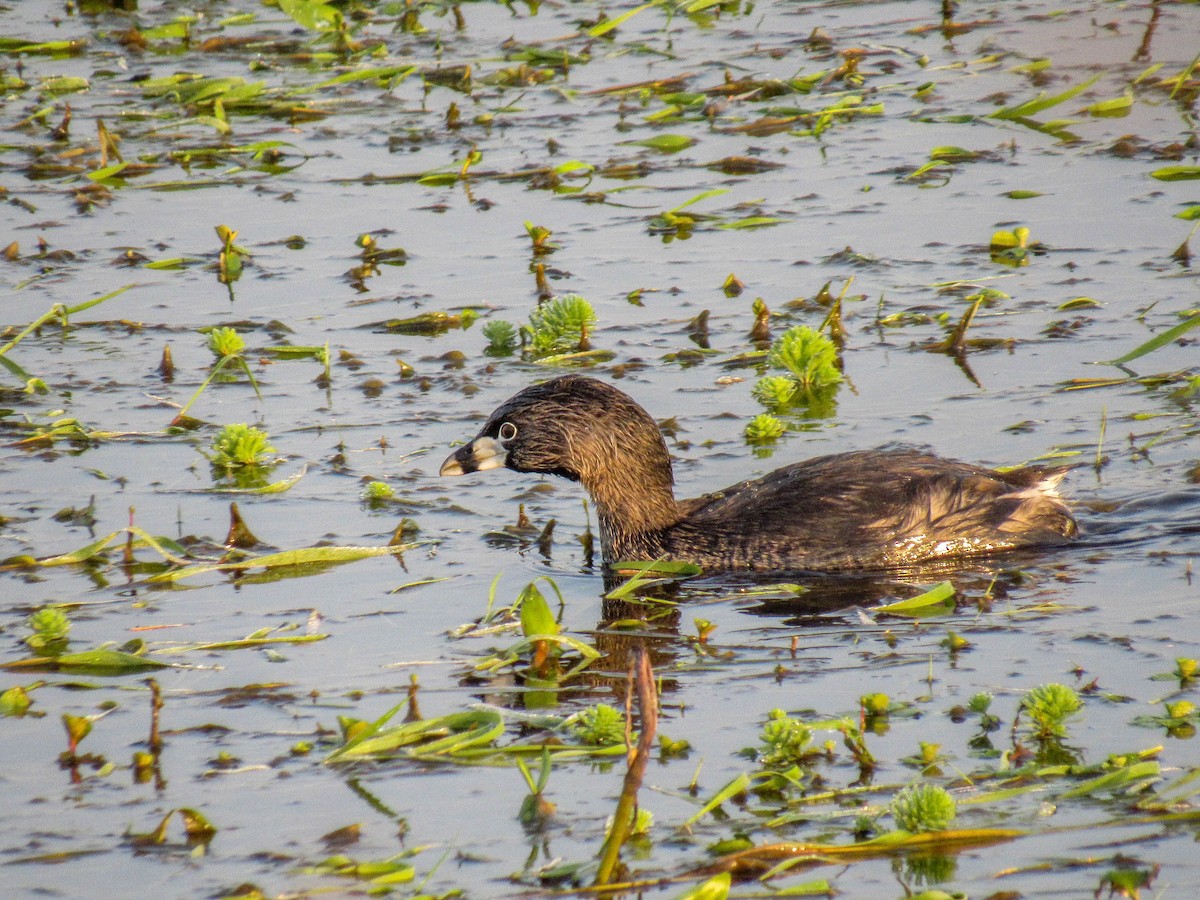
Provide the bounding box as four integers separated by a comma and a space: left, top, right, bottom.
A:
498, 422, 518, 442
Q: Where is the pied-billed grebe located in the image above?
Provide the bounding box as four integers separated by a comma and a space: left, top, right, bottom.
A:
439, 375, 1077, 571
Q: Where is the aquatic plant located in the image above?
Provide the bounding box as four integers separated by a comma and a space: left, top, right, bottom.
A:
526, 293, 596, 356
1021, 682, 1083, 741
175, 327, 264, 421
767, 325, 842, 390
483, 293, 599, 361
360, 480, 395, 502
890, 782, 957, 833
209, 424, 275, 470
989, 224, 1033, 266
568, 703, 625, 747
744, 412, 785, 442
205, 326, 245, 359
524, 220, 557, 255
482, 319, 519, 356
757, 708, 815, 769
215, 224, 248, 285
751, 374, 801, 410
517, 749, 556, 827
747, 325, 842, 428
25, 608, 70, 652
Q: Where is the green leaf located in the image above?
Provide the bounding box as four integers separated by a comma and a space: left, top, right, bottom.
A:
417, 171, 459, 187
929, 146, 981, 162
628, 134, 696, 153
1151, 166, 1200, 182
66, 283, 136, 316
278, 0, 342, 32
669, 187, 728, 214
873, 581, 956, 616
674, 872, 730, 900
87, 162, 130, 182
1085, 90, 1133, 117
518, 583, 559, 638
146, 543, 414, 583
611, 559, 702, 577
294, 65, 416, 94
1174, 205, 1200, 221
990, 74, 1101, 120
143, 256, 199, 270
0, 685, 34, 716
2, 647, 169, 674
153, 631, 328, 654
1101, 313, 1200, 366
682, 773, 752, 828
328, 709, 505, 761
40, 75, 89, 95
718, 216, 786, 230
1058, 296, 1101, 310
208, 466, 308, 495
1060, 761, 1160, 799
587, 3, 653, 38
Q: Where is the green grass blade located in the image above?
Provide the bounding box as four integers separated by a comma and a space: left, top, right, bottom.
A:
1101, 313, 1200, 366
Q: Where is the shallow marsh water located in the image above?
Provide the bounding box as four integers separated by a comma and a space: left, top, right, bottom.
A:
1, 1, 1199, 897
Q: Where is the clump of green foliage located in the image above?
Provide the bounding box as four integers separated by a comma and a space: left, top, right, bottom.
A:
210, 424, 275, 470
757, 708, 815, 769
750, 325, 842, 424
766, 325, 842, 392
569, 703, 625, 746
360, 480, 395, 504
486, 293, 598, 361
215, 225, 249, 285
744, 412, 785, 443
891, 782, 957, 833
482, 320, 519, 356
527, 293, 596, 356
751, 375, 801, 409
1021, 682, 1082, 741
26, 608, 70, 653
174, 325, 263, 422
206, 326, 246, 359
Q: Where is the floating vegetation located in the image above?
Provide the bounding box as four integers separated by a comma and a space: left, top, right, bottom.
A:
2, 1, 1200, 898
748, 325, 843, 429
483, 293, 609, 364
744, 412, 786, 443
208, 423, 276, 471
482, 319, 519, 356
891, 783, 958, 833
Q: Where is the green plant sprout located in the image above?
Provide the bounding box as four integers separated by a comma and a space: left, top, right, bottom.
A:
1021, 682, 1083, 742
215, 224, 249, 284
174, 327, 263, 422
482, 319, 519, 356
744, 412, 786, 442
526, 293, 596, 356
209, 424, 275, 470
749, 325, 842, 426
751, 374, 802, 409
757, 708, 816, 769
361, 480, 395, 503
524, 221, 558, 255
486, 293, 600, 362
768, 325, 842, 390
890, 782, 957, 833
25, 608, 71, 653
567, 703, 625, 747
517, 748, 556, 827
206, 326, 245, 359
